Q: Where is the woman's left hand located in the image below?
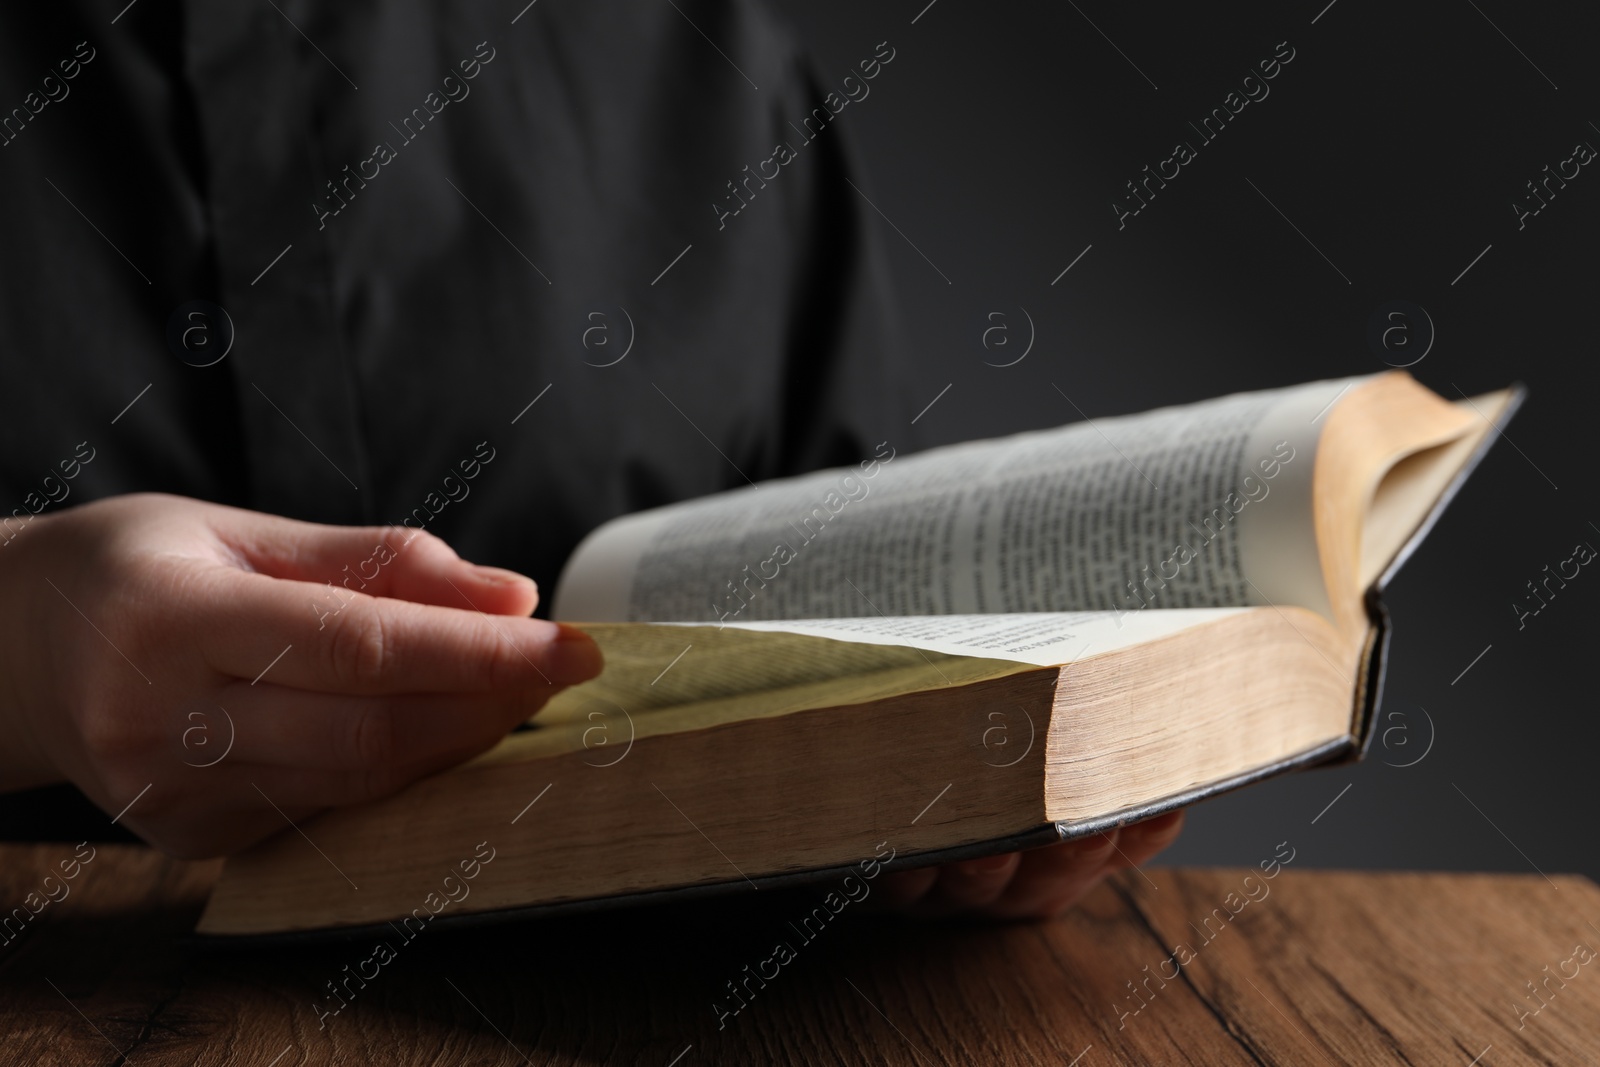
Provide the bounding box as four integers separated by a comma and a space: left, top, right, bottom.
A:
873, 810, 1186, 919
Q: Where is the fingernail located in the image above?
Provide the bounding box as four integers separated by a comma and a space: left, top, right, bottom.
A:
542, 626, 603, 683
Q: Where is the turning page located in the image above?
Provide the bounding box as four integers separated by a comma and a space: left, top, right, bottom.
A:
514, 608, 1244, 763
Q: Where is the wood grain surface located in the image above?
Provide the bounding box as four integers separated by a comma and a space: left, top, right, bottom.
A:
1, 842, 1595, 1065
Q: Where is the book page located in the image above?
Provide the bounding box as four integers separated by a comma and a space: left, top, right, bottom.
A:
501, 609, 1240, 764
708, 607, 1245, 668
553, 378, 1368, 625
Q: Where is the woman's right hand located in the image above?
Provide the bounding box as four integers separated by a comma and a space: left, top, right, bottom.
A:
0, 493, 601, 858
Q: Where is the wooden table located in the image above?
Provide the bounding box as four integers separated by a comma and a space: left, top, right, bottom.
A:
1, 843, 1596, 1065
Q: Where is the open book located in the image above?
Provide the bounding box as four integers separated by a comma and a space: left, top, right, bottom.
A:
199, 372, 1520, 936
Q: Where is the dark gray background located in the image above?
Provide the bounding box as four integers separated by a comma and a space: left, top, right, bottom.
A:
768, 0, 1597, 879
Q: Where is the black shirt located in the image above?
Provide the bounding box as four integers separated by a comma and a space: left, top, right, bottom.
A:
0, 0, 905, 838
0, 0, 906, 593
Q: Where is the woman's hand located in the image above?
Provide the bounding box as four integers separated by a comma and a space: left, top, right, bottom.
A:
0, 493, 601, 858
873, 811, 1186, 919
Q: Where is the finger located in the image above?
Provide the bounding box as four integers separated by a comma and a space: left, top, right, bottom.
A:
109, 778, 324, 860
982, 831, 1124, 920
911, 852, 1023, 916
867, 865, 941, 911
1108, 811, 1186, 871
189, 680, 550, 773
186, 566, 602, 694
122, 804, 307, 860
135, 747, 489, 859
214, 512, 538, 617
229, 746, 492, 810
